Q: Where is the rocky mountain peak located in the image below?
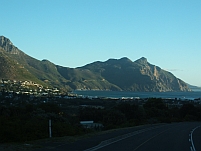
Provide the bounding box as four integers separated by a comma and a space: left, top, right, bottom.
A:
0, 36, 13, 45
135, 57, 148, 65
0, 36, 20, 54
119, 57, 132, 62
0, 36, 191, 92
106, 57, 132, 65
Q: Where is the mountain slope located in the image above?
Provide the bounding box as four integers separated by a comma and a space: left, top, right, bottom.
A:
0, 47, 39, 81
0, 36, 191, 92
187, 84, 201, 92
0, 36, 69, 88
80, 57, 190, 92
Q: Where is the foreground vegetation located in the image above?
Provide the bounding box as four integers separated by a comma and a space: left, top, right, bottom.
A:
0, 96, 201, 143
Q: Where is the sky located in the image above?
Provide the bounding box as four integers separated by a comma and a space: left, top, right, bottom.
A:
0, 0, 201, 86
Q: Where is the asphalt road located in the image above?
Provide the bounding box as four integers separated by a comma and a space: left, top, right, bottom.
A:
35, 122, 201, 151
85, 122, 201, 151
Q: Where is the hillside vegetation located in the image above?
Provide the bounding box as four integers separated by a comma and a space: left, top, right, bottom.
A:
0, 36, 191, 92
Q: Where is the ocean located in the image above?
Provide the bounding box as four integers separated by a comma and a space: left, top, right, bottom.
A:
72, 90, 201, 100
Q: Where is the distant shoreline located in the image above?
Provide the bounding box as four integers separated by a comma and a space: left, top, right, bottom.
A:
73, 90, 201, 100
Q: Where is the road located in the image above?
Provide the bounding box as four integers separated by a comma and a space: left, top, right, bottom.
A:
85, 122, 201, 151
35, 122, 201, 151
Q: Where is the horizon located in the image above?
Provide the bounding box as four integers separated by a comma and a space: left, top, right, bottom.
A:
1, 35, 200, 89
0, 34, 200, 88
0, 1, 201, 86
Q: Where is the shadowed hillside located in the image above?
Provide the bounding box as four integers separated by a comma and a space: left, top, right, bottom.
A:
0, 36, 191, 92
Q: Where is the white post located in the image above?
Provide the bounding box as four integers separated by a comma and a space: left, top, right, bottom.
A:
49, 119, 52, 138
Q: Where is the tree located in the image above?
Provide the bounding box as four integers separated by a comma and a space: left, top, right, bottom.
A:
115, 103, 145, 125
143, 98, 169, 123
103, 109, 126, 129
180, 104, 197, 121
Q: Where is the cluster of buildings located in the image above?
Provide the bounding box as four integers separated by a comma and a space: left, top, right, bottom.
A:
0, 79, 60, 96
1, 79, 201, 109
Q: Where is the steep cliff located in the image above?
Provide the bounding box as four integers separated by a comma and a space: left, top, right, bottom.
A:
0, 36, 191, 92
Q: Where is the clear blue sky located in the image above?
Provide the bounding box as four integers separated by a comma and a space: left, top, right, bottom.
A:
1, 0, 201, 86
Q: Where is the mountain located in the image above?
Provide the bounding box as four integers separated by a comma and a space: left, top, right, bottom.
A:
79, 57, 190, 92
0, 36, 69, 89
187, 84, 201, 92
0, 36, 191, 92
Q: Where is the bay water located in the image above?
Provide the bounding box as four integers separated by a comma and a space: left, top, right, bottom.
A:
73, 90, 201, 100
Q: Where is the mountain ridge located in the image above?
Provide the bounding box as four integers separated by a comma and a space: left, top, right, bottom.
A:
0, 36, 191, 92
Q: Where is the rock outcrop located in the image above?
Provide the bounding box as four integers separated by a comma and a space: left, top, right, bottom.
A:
0, 36, 191, 92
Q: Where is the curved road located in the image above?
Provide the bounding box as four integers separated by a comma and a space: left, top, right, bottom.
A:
35, 122, 201, 151
85, 122, 201, 151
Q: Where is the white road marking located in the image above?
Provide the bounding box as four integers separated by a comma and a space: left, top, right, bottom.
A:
84, 125, 167, 151
189, 126, 200, 151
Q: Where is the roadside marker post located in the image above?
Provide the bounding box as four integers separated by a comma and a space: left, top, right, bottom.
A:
49, 119, 52, 138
